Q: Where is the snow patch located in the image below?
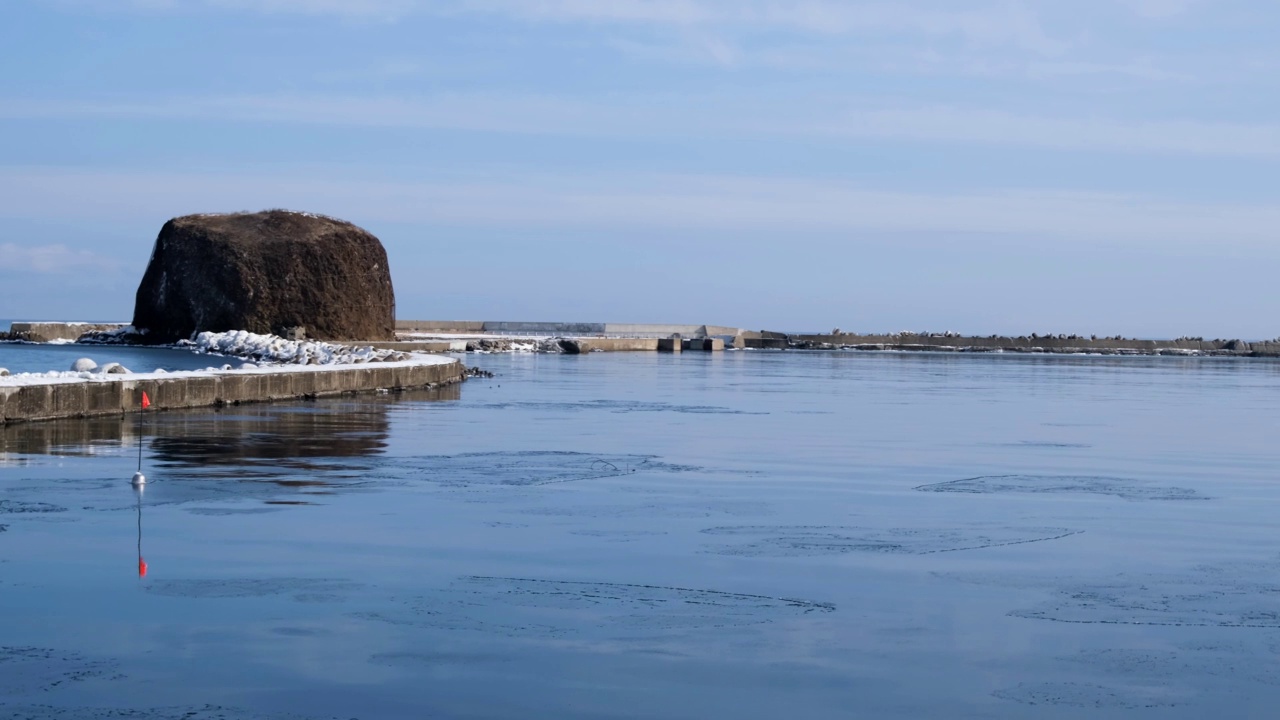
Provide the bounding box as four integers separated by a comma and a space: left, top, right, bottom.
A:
183, 330, 410, 365
78, 325, 146, 344
0, 354, 456, 388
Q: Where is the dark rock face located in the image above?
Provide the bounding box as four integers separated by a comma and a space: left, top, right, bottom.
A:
132, 211, 395, 343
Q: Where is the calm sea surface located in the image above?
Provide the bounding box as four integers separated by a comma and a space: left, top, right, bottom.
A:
0, 342, 223, 373
3, 351, 1280, 719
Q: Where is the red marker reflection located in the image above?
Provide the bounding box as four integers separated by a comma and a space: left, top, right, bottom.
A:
135, 484, 148, 579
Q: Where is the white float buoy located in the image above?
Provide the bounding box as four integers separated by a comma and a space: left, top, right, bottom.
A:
131, 471, 147, 486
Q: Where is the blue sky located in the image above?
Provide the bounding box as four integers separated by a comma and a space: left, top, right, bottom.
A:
1, 1, 1277, 337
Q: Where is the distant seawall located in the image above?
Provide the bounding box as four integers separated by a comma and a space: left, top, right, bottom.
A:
1, 361, 466, 425
786, 333, 1280, 357
7, 322, 128, 343
392, 321, 1280, 356
395, 320, 744, 338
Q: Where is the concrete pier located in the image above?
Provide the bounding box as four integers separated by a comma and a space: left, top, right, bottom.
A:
787, 333, 1280, 356
375, 340, 468, 352
561, 338, 660, 353
682, 338, 725, 352
396, 320, 744, 340
8, 322, 127, 343
1, 361, 465, 425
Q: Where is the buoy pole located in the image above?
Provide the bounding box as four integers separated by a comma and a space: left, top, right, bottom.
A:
132, 390, 150, 487
136, 405, 143, 472
136, 483, 147, 578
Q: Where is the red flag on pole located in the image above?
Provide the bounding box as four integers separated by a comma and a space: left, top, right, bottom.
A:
138, 558, 148, 577
141, 391, 151, 409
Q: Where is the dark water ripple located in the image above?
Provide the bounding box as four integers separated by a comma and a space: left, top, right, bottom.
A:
915, 475, 1207, 501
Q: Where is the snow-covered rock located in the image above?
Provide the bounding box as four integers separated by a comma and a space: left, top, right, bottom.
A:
0, 368, 9, 376
78, 325, 146, 344
182, 330, 409, 366
71, 358, 97, 372
101, 363, 131, 374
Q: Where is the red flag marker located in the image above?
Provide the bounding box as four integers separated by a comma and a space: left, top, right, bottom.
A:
141, 391, 151, 409
138, 558, 148, 578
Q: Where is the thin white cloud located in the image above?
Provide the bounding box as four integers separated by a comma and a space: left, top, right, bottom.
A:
0, 242, 119, 274
1113, 0, 1203, 18
813, 105, 1280, 157
4, 93, 1278, 158
56, 0, 1072, 53
0, 166, 1274, 250
108, 0, 416, 19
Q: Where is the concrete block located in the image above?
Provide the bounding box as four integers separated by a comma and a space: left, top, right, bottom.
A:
8, 322, 127, 343
2, 361, 466, 425
395, 320, 485, 333
682, 338, 725, 352
744, 337, 788, 350
574, 338, 660, 353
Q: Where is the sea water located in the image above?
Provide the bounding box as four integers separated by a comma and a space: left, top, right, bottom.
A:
0, 342, 226, 374
2, 351, 1280, 719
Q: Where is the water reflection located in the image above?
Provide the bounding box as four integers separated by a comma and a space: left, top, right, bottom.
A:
0, 385, 461, 496
136, 484, 147, 578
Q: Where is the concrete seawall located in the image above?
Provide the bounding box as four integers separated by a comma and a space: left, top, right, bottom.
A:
1, 361, 466, 425
789, 333, 1280, 356
8, 322, 128, 342
396, 320, 744, 339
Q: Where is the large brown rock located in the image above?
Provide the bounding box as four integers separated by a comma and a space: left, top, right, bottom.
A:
132, 210, 395, 343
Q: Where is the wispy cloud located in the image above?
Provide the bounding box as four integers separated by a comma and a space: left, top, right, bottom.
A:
0, 166, 1275, 249
56, 0, 1071, 53
5, 93, 1278, 158
1113, 0, 1203, 18
110, 0, 417, 20
0, 242, 120, 274
458, 0, 1068, 53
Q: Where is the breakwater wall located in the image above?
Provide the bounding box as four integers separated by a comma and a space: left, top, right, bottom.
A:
788, 333, 1280, 356
8, 322, 127, 342
395, 320, 744, 338
1, 361, 465, 425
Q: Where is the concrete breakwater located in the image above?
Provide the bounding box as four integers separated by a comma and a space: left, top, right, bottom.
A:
378, 337, 725, 354
7, 322, 128, 343
390, 321, 1280, 356
395, 320, 744, 338
1, 361, 465, 425
10, 321, 1277, 358
787, 333, 1280, 357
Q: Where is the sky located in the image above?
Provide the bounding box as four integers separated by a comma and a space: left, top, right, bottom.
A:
1, 0, 1277, 337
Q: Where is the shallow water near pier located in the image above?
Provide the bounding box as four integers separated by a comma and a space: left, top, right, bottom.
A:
0, 342, 219, 374
3, 351, 1280, 718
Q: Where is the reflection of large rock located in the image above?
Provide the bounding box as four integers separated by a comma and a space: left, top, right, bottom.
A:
132, 210, 395, 343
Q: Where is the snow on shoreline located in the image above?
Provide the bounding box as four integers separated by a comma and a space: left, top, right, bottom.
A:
183, 330, 410, 365
0, 330, 457, 388
0, 355, 457, 388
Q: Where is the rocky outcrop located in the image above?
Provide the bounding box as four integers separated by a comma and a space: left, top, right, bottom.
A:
132, 210, 395, 343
